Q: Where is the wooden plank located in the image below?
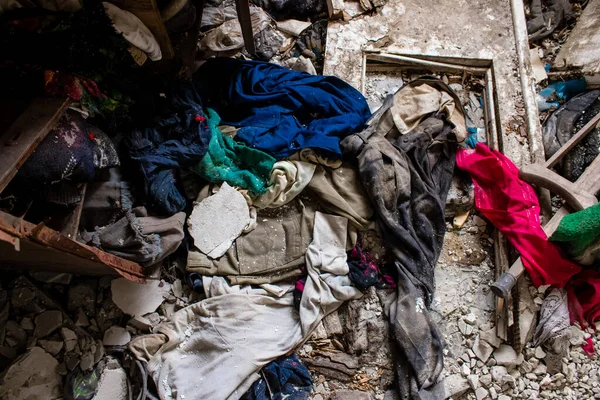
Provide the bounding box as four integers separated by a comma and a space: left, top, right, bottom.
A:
0, 97, 70, 193
0, 211, 145, 282
111, 0, 175, 59
545, 112, 600, 169
236, 0, 256, 55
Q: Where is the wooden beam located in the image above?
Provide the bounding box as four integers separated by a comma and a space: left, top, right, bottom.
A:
0, 97, 70, 193
0, 211, 145, 282
236, 0, 256, 55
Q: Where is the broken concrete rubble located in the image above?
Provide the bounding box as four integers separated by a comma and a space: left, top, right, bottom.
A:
34, 310, 63, 338
110, 278, 171, 316
0, 347, 62, 400
102, 326, 131, 346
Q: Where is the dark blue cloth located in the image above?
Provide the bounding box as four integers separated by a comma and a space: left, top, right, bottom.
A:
194, 58, 371, 159
126, 84, 212, 215
246, 354, 312, 400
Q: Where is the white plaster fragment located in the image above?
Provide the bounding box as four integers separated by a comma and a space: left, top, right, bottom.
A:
111, 278, 171, 317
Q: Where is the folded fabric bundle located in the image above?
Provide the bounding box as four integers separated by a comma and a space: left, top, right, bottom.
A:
103, 2, 162, 61
252, 160, 316, 209
194, 58, 371, 159
246, 354, 312, 400
341, 78, 460, 399
125, 84, 212, 215
18, 111, 119, 184
83, 206, 185, 267
191, 109, 276, 195
533, 288, 570, 355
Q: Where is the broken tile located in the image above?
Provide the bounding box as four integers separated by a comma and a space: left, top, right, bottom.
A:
94, 359, 128, 400
441, 374, 470, 398
111, 279, 171, 317
479, 327, 502, 348
187, 182, 250, 258
76, 309, 90, 327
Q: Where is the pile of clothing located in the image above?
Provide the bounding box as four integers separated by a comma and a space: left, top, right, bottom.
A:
108, 59, 471, 400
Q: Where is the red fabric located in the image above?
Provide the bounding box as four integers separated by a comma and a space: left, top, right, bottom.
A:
567, 270, 600, 328
456, 144, 581, 287
583, 337, 595, 355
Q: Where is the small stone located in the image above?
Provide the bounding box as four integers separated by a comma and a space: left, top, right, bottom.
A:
488, 386, 498, 399
464, 313, 477, 325
65, 355, 80, 371
534, 363, 547, 376
474, 335, 494, 362
540, 375, 552, 386
479, 328, 502, 348
480, 374, 493, 388
475, 387, 489, 400
103, 327, 131, 346
38, 340, 63, 356
491, 366, 507, 383
459, 319, 474, 336
520, 360, 533, 373
498, 395, 511, 400
468, 374, 480, 390
531, 381, 540, 390
76, 309, 90, 327
525, 373, 538, 381
80, 352, 94, 371
20, 317, 34, 331
493, 345, 521, 367
127, 316, 153, 332
535, 347, 546, 359
60, 327, 78, 352
34, 310, 63, 338
11, 286, 35, 309
442, 374, 470, 398
501, 374, 516, 388
5, 321, 27, 348
461, 364, 471, 377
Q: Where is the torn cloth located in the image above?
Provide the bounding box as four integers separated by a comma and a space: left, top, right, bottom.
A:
252, 160, 316, 209
191, 109, 275, 195
456, 143, 582, 287
341, 81, 457, 400
347, 244, 395, 290
194, 58, 371, 159
83, 206, 185, 267
533, 288, 570, 355
125, 84, 211, 215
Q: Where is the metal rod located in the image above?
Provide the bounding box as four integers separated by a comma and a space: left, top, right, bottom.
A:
366, 53, 489, 74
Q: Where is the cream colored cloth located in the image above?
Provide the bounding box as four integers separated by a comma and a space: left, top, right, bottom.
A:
378, 82, 467, 142
253, 160, 316, 209
103, 2, 162, 61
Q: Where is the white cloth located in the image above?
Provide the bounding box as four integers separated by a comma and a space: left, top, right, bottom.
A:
103, 2, 162, 61
300, 212, 363, 336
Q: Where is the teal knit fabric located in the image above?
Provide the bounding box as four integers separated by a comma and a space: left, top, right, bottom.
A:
191, 109, 275, 195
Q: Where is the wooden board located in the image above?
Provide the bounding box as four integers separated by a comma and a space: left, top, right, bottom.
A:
0, 97, 70, 193
111, 0, 175, 60
0, 211, 145, 282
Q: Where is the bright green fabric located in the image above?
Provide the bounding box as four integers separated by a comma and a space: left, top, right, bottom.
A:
550, 202, 600, 256
191, 109, 276, 195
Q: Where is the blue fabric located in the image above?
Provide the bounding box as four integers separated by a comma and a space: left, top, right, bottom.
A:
126, 84, 212, 215
246, 354, 312, 400
194, 58, 371, 159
